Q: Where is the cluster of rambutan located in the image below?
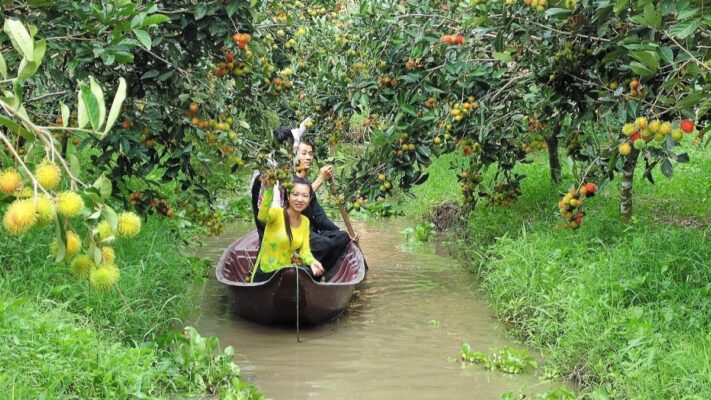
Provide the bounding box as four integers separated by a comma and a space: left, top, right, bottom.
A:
1, 160, 142, 291
618, 117, 695, 155
559, 182, 597, 229
450, 97, 478, 122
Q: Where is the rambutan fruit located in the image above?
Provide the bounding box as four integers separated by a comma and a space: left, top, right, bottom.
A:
621, 123, 635, 136
69, 255, 94, 279
90, 263, 120, 291
2, 198, 37, 235
117, 212, 141, 238
0, 168, 21, 194
96, 220, 114, 242
35, 160, 61, 190
35, 195, 56, 226
101, 246, 116, 264
51, 230, 82, 257
56, 191, 84, 218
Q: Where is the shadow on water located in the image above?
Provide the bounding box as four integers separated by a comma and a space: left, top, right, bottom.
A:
189, 218, 571, 400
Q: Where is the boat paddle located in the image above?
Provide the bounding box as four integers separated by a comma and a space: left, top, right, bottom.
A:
329, 177, 369, 271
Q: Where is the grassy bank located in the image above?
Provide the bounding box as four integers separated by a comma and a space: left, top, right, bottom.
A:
407, 148, 711, 398
0, 216, 261, 399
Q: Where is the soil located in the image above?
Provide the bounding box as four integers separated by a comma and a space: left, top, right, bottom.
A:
426, 201, 466, 231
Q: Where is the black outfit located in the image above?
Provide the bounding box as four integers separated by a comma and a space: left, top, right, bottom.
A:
250, 177, 350, 273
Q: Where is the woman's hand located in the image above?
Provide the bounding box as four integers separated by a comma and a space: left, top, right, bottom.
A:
319, 165, 334, 180
310, 260, 325, 277
350, 233, 360, 244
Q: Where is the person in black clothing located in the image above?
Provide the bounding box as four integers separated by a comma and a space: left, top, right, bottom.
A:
250, 126, 357, 274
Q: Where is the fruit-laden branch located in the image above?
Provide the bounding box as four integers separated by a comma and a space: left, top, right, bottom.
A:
0, 99, 86, 190
0, 131, 52, 197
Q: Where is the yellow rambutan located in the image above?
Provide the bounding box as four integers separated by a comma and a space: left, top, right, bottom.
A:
69, 255, 94, 279
0, 168, 21, 194
2, 198, 37, 235
56, 191, 84, 218
51, 230, 82, 258
96, 220, 114, 242
117, 212, 141, 238
35, 160, 61, 190
89, 263, 120, 291
101, 246, 116, 264
35, 194, 57, 226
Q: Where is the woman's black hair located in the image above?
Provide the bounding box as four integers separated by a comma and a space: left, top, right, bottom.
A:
282, 176, 313, 245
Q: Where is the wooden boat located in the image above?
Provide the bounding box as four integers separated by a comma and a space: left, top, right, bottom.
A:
215, 230, 366, 326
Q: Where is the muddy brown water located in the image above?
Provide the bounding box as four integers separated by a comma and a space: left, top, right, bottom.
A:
191, 218, 570, 399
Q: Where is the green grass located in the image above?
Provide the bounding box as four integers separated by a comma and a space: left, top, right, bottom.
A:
0, 215, 261, 399
0, 217, 205, 342
405, 147, 711, 398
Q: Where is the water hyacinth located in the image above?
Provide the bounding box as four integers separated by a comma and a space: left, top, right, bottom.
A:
2, 198, 37, 235
117, 212, 141, 238
90, 263, 120, 291
56, 191, 84, 218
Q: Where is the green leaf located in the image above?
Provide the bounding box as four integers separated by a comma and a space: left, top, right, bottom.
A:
660, 159, 673, 178
89, 77, 106, 131
54, 217, 66, 263
629, 61, 654, 77
16, 60, 38, 81
141, 14, 169, 27
630, 50, 659, 74
493, 52, 512, 63
668, 19, 700, 39
0, 52, 6, 79
0, 115, 31, 140
77, 87, 88, 129
60, 103, 69, 128
130, 12, 146, 29
69, 154, 81, 178
133, 29, 152, 50
658, 46, 674, 65
3, 19, 34, 60
93, 175, 112, 200
79, 82, 101, 131
643, 3, 662, 29
103, 77, 127, 136
102, 206, 118, 231
614, 0, 629, 14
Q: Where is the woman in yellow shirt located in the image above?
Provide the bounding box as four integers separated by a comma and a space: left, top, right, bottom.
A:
251, 177, 324, 283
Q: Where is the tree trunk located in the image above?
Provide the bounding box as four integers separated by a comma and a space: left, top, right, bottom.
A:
545, 124, 561, 183
620, 148, 640, 223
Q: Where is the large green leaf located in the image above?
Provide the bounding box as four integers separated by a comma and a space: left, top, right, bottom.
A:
141, 14, 169, 27
79, 81, 101, 131
133, 29, 152, 50
0, 52, 6, 79
89, 76, 106, 130
630, 50, 659, 75
103, 77, 127, 136
668, 19, 700, 39
629, 61, 655, 78
3, 19, 34, 60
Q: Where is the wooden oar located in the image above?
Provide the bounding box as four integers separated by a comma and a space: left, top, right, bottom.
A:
327, 176, 369, 270
337, 200, 369, 271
